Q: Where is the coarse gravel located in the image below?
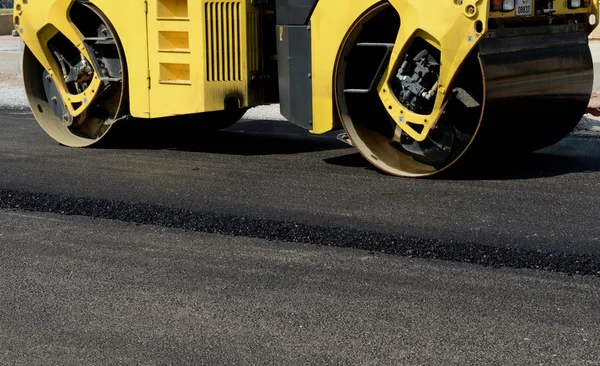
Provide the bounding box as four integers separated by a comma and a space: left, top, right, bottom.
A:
0, 72, 26, 109
2, 208, 600, 365
0, 84, 27, 110
1, 188, 600, 277
1, 85, 27, 109
572, 114, 600, 136
241, 104, 287, 121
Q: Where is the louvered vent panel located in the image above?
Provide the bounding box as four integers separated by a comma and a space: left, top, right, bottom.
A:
205, 1, 241, 81
247, 11, 259, 73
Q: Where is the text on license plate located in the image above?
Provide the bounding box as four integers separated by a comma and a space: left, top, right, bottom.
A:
515, 0, 533, 16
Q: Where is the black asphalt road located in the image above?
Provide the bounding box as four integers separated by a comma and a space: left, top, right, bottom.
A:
1, 109, 600, 274
1, 109, 600, 364
1, 209, 600, 365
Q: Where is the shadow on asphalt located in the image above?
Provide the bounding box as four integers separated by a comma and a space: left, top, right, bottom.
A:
97, 116, 600, 180
443, 151, 600, 180
98, 118, 351, 156
324, 146, 600, 180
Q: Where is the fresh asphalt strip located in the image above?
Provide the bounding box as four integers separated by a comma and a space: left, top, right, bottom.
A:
1, 187, 599, 277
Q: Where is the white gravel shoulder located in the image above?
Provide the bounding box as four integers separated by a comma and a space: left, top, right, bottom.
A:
573, 114, 600, 136
0, 85, 28, 110
240, 104, 286, 121
0, 73, 27, 110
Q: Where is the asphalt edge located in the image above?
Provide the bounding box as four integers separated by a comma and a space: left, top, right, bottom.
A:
1, 188, 599, 277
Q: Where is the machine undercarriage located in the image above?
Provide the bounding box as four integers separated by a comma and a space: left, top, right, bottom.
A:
12, 0, 599, 177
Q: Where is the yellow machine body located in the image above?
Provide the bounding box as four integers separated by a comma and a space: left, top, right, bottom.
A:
13, 0, 600, 177
145, 1, 264, 117
14, 0, 268, 119
309, 0, 491, 137
14, 0, 149, 117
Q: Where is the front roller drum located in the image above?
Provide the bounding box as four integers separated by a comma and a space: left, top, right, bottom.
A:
22, 2, 128, 148
335, 5, 593, 178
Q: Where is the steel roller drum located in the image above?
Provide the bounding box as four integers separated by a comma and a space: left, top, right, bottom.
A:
334, 8, 595, 178
472, 24, 594, 157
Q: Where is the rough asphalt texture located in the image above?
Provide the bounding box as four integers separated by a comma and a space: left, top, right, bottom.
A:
0, 36, 27, 109
2, 34, 600, 365
3, 187, 600, 276
1, 209, 600, 365
1, 109, 600, 276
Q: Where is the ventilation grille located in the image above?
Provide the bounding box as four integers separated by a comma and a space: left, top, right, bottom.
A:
205, 1, 241, 82
247, 11, 259, 74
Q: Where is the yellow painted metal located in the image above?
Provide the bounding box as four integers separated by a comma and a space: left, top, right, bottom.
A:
310, 0, 489, 137
16, 0, 599, 138
309, 0, 489, 137
88, 0, 152, 118
146, 0, 258, 118
15, 0, 263, 120
489, 0, 599, 18
14, 0, 150, 118
309, 0, 382, 134
13, 0, 102, 118
308, 0, 598, 137
377, 0, 488, 142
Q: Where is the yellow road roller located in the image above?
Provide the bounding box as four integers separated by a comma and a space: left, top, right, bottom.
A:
12, 0, 599, 177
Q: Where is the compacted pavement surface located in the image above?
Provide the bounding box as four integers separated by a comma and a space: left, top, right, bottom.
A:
1, 107, 600, 364
1, 208, 600, 365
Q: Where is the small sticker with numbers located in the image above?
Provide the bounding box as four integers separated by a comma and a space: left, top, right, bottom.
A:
515, 0, 532, 16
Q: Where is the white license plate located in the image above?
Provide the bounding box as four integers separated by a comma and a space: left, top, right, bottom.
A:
515, 0, 533, 16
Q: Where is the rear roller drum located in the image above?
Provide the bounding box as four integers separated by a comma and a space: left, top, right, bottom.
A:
334, 4, 484, 177
22, 2, 128, 147
334, 4, 593, 177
